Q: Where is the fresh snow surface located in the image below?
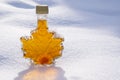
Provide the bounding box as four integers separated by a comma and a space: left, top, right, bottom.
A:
0, 0, 120, 80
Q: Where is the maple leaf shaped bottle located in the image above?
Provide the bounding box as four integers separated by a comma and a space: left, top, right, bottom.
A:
20, 5, 64, 65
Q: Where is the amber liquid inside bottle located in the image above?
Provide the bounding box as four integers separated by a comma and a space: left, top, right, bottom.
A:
20, 14, 63, 65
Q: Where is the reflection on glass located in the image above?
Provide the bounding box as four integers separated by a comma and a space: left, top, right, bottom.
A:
15, 64, 67, 80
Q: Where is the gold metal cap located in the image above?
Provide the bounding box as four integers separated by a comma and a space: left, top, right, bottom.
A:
36, 5, 49, 14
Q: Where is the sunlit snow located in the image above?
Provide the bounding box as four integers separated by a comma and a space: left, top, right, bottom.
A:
0, 0, 120, 80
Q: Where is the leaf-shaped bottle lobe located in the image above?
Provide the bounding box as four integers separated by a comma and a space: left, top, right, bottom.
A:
20, 20, 64, 65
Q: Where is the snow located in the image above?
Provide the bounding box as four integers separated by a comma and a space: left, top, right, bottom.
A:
0, 0, 120, 80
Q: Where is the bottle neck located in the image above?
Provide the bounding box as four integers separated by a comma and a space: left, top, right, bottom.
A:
37, 14, 48, 20
37, 14, 48, 29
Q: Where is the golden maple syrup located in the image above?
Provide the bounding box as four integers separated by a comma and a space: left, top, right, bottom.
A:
20, 5, 64, 65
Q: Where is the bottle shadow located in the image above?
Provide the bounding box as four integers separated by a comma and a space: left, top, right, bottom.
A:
15, 63, 67, 80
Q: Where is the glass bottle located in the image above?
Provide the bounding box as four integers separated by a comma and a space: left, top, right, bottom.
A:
20, 5, 64, 65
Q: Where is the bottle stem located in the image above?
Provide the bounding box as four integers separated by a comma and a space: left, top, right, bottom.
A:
37, 14, 48, 29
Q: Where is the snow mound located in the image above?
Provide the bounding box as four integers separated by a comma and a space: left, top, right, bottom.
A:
0, 0, 120, 80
